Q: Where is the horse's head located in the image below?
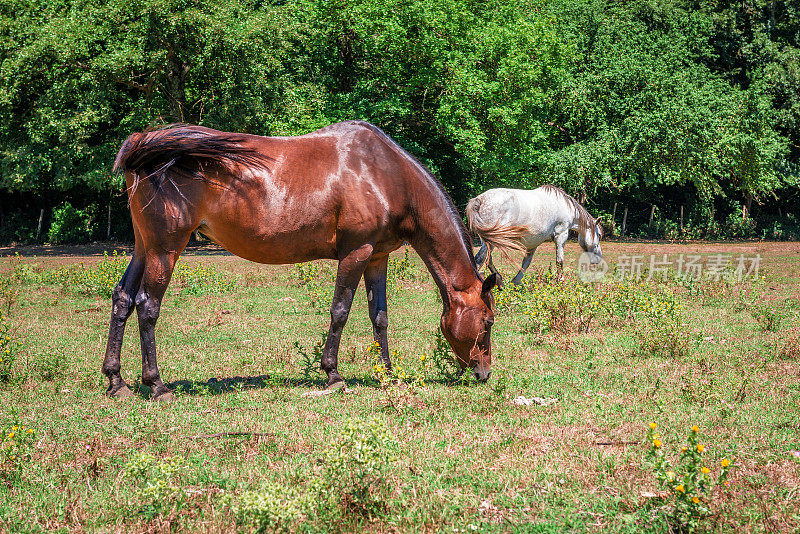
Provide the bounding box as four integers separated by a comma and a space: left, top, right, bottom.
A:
579, 220, 603, 264
440, 273, 497, 382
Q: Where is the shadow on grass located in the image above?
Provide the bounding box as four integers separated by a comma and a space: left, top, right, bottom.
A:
132, 374, 385, 398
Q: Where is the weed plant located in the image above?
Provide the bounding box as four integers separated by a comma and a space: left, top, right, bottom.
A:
122, 452, 187, 520
645, 423, 731, 533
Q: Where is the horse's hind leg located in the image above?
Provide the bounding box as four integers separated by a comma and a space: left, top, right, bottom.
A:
102, 252, 145, 397
136, 249, 183, 401
511, 250, 535, 286
364, 255, 391, 372
321, 243, 373, 388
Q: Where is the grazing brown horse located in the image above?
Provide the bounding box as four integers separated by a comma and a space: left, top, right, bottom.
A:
105, 121, 497, 400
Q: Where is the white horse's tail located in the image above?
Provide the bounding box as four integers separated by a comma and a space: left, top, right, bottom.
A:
466, 197, 528, 260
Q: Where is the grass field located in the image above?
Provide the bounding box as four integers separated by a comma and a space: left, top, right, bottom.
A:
0, 240, 798, 533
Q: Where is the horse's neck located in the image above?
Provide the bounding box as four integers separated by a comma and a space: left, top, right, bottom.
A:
408, 190, 478, 308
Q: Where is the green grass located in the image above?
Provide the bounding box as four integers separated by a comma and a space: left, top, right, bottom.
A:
0, 242, 798, 533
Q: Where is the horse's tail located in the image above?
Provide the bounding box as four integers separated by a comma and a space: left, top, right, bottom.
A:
466, 196, 528, 260
114, 124, 272, 198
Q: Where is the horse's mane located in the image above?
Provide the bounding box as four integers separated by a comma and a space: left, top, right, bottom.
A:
114, 124, 274, 202
357, 122, 480, 274
540, 184, 598, 239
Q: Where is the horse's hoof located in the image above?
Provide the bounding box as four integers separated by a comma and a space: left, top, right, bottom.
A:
106, 384, 134, 398
153, 391, 176, 402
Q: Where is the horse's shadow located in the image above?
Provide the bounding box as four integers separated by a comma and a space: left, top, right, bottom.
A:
133, 374, 383, 398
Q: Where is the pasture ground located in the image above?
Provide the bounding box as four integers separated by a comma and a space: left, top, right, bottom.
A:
0, 240, 798, 533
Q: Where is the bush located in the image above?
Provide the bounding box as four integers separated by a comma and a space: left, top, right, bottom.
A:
47, 202, 95, 244
723, 212, 757, 239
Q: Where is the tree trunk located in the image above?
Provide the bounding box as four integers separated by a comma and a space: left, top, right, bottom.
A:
165, 47, 190, 122
621, 207, 628, 237
744, 192, 753, 219
36, 208, 44, 241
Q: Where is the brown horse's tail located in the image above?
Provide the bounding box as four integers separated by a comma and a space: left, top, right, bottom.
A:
466, 197, 528, 260
114, 124, 272, 197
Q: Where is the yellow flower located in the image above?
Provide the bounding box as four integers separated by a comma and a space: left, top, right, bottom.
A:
667, 471, 675, 481
692, 496, 700, 504
697, 444, 705, 453
26, 429, 33, 434
653, 439, 662, 448
691, 425, 700, 433
7, 432, 14, 439
649, 422, 657, 430
675, 485, 685, 493
681, 446, 688, 452
721, 458, 730, 468
701, 467, 710, 474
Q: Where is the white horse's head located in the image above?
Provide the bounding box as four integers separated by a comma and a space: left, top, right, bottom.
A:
578, 220, 603, 263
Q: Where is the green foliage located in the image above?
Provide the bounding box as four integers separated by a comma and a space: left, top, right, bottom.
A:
11, 251, 128, 297
386, 247, 414, 294
47, 202, 94, 244
293, 331, 326, 385
224, 482, 311, 533
294, 261, 329, 313
122, 451, 187, 520
172, 261, 237, 295
429, 327, 463, 383
0, 415, 36, 484
0, 0, 797, 245
225, 417, 398, 531
317, 417, 398, 522
0, 308, 17, 383
645, 423, 732, 533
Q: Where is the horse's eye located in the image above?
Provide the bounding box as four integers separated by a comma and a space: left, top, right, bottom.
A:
485, 316, 495, 327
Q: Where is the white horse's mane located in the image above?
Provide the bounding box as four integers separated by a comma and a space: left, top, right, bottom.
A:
540, 184, 598, 239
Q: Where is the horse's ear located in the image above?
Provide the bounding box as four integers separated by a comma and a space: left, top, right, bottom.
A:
482, 273, 498, 294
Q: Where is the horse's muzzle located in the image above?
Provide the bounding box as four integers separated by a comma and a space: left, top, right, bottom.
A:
474, 369, 492, 382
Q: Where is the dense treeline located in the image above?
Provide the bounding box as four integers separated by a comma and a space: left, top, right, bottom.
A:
0, 0, 798, 243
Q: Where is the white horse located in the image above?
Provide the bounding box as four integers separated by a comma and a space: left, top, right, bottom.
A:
466, 185, 603, 284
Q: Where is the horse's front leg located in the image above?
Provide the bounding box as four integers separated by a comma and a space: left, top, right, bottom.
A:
486, 249, 504, 288
321, 244, 374, 389
136, 249, 182, 401
474, 240, 489, 269
511, 249, 535, 286
554, 232, 569, 281
102, 252, 145, 397
364, 255, 391, 372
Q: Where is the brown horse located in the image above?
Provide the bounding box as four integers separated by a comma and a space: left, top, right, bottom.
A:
104, 121, 497, 400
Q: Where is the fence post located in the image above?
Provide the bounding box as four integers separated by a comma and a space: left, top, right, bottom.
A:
649, 205, 656, 227
680, 205, 684, 232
